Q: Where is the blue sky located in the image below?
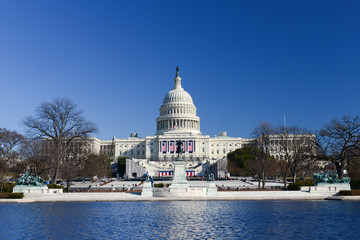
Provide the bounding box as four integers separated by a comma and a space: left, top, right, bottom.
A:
0, 1, 359, 139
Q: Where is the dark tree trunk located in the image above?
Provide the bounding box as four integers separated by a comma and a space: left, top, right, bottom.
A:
262, 171, 266, 189
283, 178, 287, 190
66, 179, 71, 192
335, 162, 343, 179
0, 170, 3, 193
291, 170, 297, 183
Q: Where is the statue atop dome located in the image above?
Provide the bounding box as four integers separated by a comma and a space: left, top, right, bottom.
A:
174, 66, 182, 90
176, 66, 179, 77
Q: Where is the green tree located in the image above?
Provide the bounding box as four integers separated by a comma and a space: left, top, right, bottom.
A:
84, 154, 111, 179
228, 146, 274, 188
117, 157, 126, 178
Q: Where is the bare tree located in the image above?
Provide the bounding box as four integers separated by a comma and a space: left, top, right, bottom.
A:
60, 140, 92, 190
316, 115, 360, 178
23, 98, 98, 184
20, 138, 52, 177
0, 128, 24, 192
253, 122, 274, 188
276, 126, 315, 183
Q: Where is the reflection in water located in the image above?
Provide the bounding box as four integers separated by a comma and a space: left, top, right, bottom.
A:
0, 201, 360, 239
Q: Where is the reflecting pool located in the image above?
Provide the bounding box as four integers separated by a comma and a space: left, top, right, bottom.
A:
0, 201, 359, 239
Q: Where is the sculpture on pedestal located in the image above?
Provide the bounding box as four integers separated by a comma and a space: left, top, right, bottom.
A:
313, 172, 350, 184
16, 171, 46, 187
176, 140, 183, 159
13, 171, 48, 195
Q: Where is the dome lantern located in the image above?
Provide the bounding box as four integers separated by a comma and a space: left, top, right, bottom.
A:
174, 66, 183, 90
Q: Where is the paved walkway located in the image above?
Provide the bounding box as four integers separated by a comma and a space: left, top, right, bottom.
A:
70, 180, 283, 189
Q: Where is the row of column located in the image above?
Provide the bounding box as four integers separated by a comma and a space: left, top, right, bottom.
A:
157, 119, 199, 130
161, 107, 195, 116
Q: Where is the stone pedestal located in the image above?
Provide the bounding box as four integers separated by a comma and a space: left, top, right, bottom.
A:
13, 185, 49, 197
300, 183, 351, 193
169, 159, 189, 189
206, 181, 218, 197
141, 181, 153, 197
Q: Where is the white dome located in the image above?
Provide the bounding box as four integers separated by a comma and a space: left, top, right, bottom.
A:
156, 67, 201, 135
162, 89, 194, 105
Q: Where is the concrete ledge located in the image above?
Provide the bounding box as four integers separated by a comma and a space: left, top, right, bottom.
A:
325, 196, 360, 201
0, 190, 352, 203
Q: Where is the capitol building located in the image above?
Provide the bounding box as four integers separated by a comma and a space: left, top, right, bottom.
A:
90, 67, 255, 178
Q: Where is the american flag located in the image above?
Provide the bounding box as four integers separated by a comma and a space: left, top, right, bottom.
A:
170, 141, 174, 153
188, 141, 193, 153
162, 141, 167, 153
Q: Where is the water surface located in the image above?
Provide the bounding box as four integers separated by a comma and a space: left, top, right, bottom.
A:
0, 201, 359, 239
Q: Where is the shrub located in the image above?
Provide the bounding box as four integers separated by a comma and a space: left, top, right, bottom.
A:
154, 183, 164, 188
0, 193, 10, 198
287, 180, 314, 191
351, 190, 360, 196
350, 179, 360, 189
47, 184, 64, 189
7, 193, 24, 199
2, 183, 15, 193
339, 190, 352, 196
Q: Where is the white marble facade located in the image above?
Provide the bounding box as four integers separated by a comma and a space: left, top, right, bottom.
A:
89, 68, 257, 177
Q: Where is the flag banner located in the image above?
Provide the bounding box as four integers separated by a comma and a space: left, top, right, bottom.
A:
188, 140, 193, 153
159, 171, 174, 177
170, 141, 174, 153
162, 141, 167, 153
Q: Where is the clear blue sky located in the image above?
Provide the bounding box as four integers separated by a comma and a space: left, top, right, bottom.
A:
1, 1, 359, 140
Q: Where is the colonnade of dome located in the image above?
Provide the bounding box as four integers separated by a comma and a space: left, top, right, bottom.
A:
157, 118, 200, 131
